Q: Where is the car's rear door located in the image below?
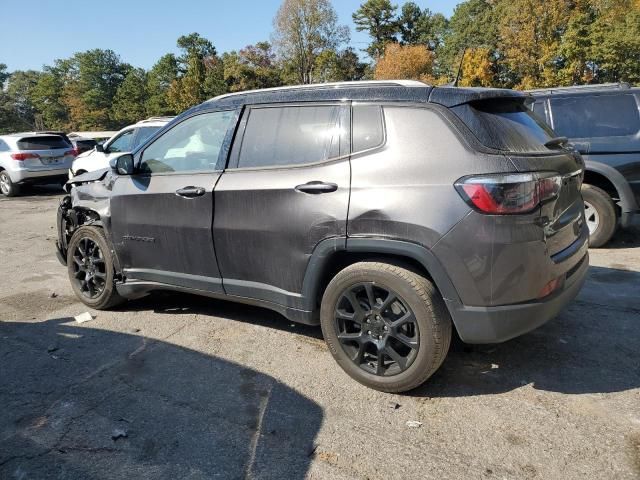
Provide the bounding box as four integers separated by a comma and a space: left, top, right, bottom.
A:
213, 102, 351, 310
109, 109, 239, 291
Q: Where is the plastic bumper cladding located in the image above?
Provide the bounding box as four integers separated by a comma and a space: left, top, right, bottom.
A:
449, 244, 589, 344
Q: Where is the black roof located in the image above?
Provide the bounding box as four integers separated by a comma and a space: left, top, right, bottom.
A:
186, 81, 527, 116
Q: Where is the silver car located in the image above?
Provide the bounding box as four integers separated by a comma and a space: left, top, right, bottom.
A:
0, 133, 75, 197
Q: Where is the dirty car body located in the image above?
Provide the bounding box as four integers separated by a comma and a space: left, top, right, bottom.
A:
56, 80, 589, 391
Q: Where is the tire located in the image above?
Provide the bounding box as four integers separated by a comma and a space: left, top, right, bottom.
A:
582, 184, 617, 248
0, 170, 20, 197
320, 261, 452, 393
67, 226, 125, 309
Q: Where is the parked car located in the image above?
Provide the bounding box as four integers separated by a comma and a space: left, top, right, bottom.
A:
528, 83, 640, 247
56, 81, 588, 392
69, 117, 173, 178
70, 137, 98, 156
0, 133, 75, 197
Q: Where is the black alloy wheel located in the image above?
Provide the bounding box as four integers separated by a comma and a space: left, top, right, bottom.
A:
334, 282, 420, 376
71, 236, 107, 299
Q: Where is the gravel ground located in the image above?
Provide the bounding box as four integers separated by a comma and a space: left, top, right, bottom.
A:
1, 186, 639, 480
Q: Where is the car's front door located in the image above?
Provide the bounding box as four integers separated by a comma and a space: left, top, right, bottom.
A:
213, 103, 351, 310
110, 109, 239, 292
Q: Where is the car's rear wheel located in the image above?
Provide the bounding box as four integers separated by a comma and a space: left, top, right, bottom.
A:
67, 226, 124, 309
320, 261, 451, 393
0, 171, 19, 197
582, 184, 617, 248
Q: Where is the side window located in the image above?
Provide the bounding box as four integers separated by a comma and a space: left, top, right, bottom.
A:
107, 129, 135, 153
551, 94, 640, 138
139, 111, 236, 174
0, 140, 8, 152
352, 105, 384, 152
237, 105, 343, 169
133, 126, 160, 149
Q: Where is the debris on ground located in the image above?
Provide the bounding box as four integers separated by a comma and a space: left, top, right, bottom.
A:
47, 344, 58, 353
75, 312, 94, 324
111, 428, 128, 441
49, 292, 58, 298
388, 401, 401, 410
406, 420, 423, 428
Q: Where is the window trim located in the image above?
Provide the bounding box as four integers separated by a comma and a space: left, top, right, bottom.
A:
227, 102, 351, 171
134, 108, 240, 176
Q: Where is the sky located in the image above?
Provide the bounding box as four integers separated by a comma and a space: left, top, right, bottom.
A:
0, 0, 459, 72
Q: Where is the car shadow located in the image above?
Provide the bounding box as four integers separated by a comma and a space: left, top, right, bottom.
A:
0, 317, 323, 479
0, 183, 65, 201
115, 265, 640, 399
606, 226, 639, 249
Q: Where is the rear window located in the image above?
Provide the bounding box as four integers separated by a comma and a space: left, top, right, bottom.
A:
134, 126, 161, 148
17, 136, 70, 150
550, 94, 640, 139
352, 105, 384, 152
452, 98, 557, 153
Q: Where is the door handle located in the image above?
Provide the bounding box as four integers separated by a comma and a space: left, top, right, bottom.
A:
175, 186, 206, 198
295, 181, 338, 194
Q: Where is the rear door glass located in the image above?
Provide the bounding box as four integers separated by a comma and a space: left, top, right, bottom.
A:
550, 94, 640, 138
107, 129, 135, 153
17, 136, 69, 150
352, 105, 384, 152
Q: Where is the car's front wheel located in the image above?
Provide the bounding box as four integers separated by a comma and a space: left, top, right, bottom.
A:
67, 226, 124, 309
321, 261, 451, 393
0, 171, 19, 197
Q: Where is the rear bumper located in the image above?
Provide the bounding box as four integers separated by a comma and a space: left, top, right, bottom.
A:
449, 241, 589, 344
10, 167, 69, 184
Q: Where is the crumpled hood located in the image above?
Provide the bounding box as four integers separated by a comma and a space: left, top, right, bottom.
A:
66, 168, 110, 186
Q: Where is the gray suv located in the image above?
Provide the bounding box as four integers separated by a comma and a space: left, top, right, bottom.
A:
55, 81, 588, 392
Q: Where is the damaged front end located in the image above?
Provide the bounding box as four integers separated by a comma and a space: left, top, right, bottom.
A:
55, 168, 115, 267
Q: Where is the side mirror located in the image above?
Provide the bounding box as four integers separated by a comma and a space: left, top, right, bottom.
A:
111, 154, 134, 175
95, 144, 104, 153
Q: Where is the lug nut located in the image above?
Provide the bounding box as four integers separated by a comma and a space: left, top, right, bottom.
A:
376, 315, 381, 320
367, 331, 371, 335
378, 335, 382, 340
383, 326, 388, 331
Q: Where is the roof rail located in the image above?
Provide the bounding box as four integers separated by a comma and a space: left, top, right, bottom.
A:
207, 80, 429, 103
527, 82, 632, 94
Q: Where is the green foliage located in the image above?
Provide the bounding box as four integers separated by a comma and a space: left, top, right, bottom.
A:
352, 0, 399, 58
113, 68, 148, 125
146, 54, 179, 116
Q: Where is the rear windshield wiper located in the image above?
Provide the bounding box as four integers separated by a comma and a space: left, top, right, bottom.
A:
544, 136, 569, 149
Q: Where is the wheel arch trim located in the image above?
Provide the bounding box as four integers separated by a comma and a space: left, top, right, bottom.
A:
584, 159, 638, 212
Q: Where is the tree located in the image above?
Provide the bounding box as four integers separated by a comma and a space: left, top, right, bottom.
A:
374, 43, 435, 82
223, 42, 282, 92
30, 65, 70, 130
459, 47, 494, 86
352, 0, 399, 58
440, 0, 500, 84
398, 2, 423, 45
146, 54, 179, 116
5, 70, 41, 128
273, 0, 350, 84
112, 68, 148, 125
312, 47, 368, 82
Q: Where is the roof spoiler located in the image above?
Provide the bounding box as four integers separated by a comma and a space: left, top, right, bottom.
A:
428, 87, 528, 108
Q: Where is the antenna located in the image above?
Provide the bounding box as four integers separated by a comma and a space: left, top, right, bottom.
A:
451, 47, 468, 87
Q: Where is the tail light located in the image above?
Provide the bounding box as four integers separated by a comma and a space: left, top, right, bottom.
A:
11, 152, 40, 161
65, 149, 78, 157
455, 172, 562, 214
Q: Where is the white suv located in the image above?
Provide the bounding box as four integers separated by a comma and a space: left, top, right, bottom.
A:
69, 117, 173, 178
